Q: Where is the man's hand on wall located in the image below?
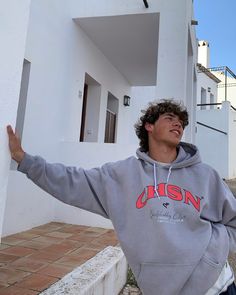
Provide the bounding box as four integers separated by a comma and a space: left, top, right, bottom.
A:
7, 125, 25, 164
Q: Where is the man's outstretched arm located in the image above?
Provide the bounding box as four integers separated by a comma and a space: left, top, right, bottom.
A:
7, 125, 25, 163
6, 125, 109, 218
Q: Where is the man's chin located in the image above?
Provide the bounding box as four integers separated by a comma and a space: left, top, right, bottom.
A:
168, 139, 181, 148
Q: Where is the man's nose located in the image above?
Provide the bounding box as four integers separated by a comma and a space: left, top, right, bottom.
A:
173, 119, 181, 127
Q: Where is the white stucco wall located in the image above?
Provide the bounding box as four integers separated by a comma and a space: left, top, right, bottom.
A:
229, 109, 236, 178
70, 0, 197, 100
196, 73, 218, 107
214, 72, 236, 106
196, 102, 230, 178
3, 0, 198, 235
0, 0, 31, 238
3, 0, 134, 235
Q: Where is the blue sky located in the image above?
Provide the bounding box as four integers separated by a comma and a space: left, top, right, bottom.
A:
194, 0, 236, 74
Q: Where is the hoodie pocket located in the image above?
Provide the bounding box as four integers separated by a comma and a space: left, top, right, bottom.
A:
137, 262, 194, 295
180, 255, 223, 295
202, 254, 221, 268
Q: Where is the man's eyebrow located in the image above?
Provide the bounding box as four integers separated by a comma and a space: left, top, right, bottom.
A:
164, 113, 184, 124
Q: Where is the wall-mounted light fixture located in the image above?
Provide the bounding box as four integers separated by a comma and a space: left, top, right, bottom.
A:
123, 95, 131, 106
143, 0, 149, 8
191, 20, 198, 25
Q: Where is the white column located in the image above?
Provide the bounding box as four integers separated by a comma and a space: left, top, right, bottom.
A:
155, 6, 188, 102
0, 0, 31, 239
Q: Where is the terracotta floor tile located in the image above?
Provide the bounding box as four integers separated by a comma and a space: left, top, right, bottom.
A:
54, 254, 89, 267
58, 224, 90, 234
48, 222, 65, 226
7, 233, 39, 241
0, 283, 9, 289
27, 251, 64, 263
34, 223, 64, 233
67, 248, 99, 259
32, 236, 62, 245
57, 226, 82, 234
90, 239, 118, 248
86, 227, 109, 234
44, 231, 73, 239
41, 241, 81, 255
0, 245, 9, 251
76, 230, 105, 238
37, 264, 74, 278
18, 240, 50, 250
0, 268, 30, 285
11, 257, 47, 272
22, 229, 47, 236
71, 225, 90, 231
1, 237, 26, 246
0, 223, 117, 294
59, 239, 85, 248
69, 233, 96, 243
93, 232, 119, 247
15, 273, 58, 292
0, 286, 39, 295
82, 242, 108, 252
0, 246, 36, 257
0, 253, 19, 266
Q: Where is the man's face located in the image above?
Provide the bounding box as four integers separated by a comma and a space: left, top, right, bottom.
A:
145, 113, 184, 147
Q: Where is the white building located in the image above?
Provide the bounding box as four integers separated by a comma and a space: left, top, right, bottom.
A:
196, 40, 236, 179
1, 0, 198, 238
212, 68, 236, 107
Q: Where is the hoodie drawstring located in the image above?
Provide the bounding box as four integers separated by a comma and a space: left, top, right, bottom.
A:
153, 163, 159, 198
166, 166, 172, 184
153, 163, 173, 198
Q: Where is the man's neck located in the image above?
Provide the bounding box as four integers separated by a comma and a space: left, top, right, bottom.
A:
148, 144, 178, 163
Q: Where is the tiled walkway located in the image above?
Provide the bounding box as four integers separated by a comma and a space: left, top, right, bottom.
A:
0, 222, 119, 295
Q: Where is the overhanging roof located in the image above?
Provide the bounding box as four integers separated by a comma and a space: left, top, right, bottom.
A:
74, 13, 159, 86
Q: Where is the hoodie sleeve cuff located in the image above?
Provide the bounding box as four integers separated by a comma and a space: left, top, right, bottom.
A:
17, 153, 35, 174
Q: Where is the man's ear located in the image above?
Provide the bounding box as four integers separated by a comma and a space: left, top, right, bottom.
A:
145, 122, 153, 132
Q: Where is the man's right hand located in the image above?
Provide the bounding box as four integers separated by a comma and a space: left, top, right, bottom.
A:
7, 125, 25, 164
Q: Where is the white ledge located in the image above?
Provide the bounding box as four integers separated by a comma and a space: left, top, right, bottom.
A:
40, 246, 127, 295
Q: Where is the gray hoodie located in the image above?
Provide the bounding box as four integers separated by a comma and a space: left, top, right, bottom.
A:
18, 142, 236, 295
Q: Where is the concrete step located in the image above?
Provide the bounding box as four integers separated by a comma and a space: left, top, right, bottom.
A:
40, 246, 127, 295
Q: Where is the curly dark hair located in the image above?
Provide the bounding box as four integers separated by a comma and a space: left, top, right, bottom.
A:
134, 99, 189, 152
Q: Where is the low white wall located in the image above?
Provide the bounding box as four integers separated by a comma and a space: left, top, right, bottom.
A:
2, 172, 54, 237
196, 102, 231, 179
53, 142, 137, 228
229, 109, 236, 178
40, 246, 127, 295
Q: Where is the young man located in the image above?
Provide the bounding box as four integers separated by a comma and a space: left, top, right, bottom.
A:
7, 99, 236, 295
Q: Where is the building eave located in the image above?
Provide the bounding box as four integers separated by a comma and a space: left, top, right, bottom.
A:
197, 63, 221, 83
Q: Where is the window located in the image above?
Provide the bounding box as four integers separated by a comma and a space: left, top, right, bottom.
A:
201, 87, 206, 110
210, 93, 214, 109
105, 110, 116, 143
79, 73, 101, 142
104, 92, 119, 143
80, 83, 88, 142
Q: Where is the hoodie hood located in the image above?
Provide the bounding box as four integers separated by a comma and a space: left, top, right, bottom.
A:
136, 141, 201, 169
